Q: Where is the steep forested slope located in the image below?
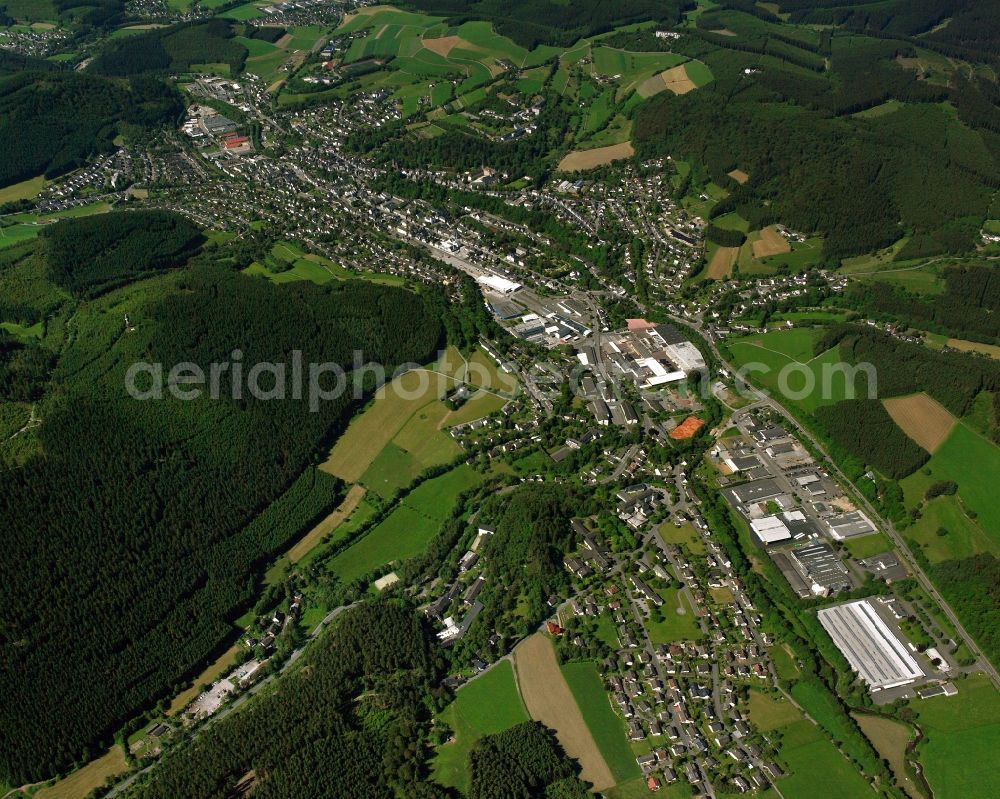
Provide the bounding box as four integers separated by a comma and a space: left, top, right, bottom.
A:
0, 229, 446, 784
0, 71, 181, 187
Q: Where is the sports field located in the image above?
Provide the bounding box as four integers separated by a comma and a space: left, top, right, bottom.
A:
514, 634, 616, 791
883, 393, 956, 453
910, 674, 1000, 799
432, 661, 529, 793
327, 465, 480, 584
561, 661, 641, 784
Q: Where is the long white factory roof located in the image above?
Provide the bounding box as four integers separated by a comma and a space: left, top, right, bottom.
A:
817, 599, 924, 691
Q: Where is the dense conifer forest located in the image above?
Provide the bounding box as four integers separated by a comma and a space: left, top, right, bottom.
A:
633, 17, 1000, 261
815, 399, 930, 479
90, 20, 249, 77
0, 226, 447, 785
0, 71, 181, 187
844, 265, 1000, 344
124, 600, 452, 799
397, 0, 688, 48
469, 722, 588, 799
42, 210, 204, 297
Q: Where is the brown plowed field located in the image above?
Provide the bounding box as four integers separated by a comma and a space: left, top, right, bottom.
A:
513, 634, 615, 790
883, 393, 956, 453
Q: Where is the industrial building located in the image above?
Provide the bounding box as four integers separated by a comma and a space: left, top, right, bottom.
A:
826, 510, 878, 539
790, 541, 852, 595
817, 600, 925, 691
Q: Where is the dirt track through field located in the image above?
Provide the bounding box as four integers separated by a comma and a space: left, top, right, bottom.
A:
752, 225, 791, 258
513, 633, 615, 791
883, 393, 956, 453
558, 141, 634, 172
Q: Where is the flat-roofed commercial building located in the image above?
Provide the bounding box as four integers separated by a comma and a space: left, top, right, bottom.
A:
817, 599, 924, 691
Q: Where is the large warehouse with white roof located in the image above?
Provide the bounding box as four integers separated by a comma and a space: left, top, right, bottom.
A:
817, 599, 924, 692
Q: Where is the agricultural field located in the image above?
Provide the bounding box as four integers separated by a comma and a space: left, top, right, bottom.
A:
319, 369, 458, 483
945, 338, 1000, 360
432, 661, 529, 793
752, 225, 792, 258
513, 633, 616, 791
0, 175, 45, 204
909, 674, 1000, 799
558, 142, 635, 172
883, 393, 956, 453
32, 746, 128, 799
705, 243, 739, 279
560, 661, 641, 784
326, 464, 480, 585
286, 484, 367, 563
900, 423, 1000, 548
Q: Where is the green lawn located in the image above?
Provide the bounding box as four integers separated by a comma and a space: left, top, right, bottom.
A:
328, 465, 480, 584
747, 689, 801, 731
903, 494, 1000, 563
432, 661, 529, 793
910, 674, 1000, 799
561, 661, 641, 784
724, 329, 866, 412
0, 320, 43, 339
645, 587, 701, 644
841, 532, 893, 560
769, 643, 801, 681
221, 1, 263, 20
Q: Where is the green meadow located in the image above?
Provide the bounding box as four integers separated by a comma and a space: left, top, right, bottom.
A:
432, 661, 529, 793
561, 660, 640, 784
328, 465, 480, 584
910, 675, 1000, 799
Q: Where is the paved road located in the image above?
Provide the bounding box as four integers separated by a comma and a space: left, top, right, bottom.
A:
682, 314, 1000, 691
